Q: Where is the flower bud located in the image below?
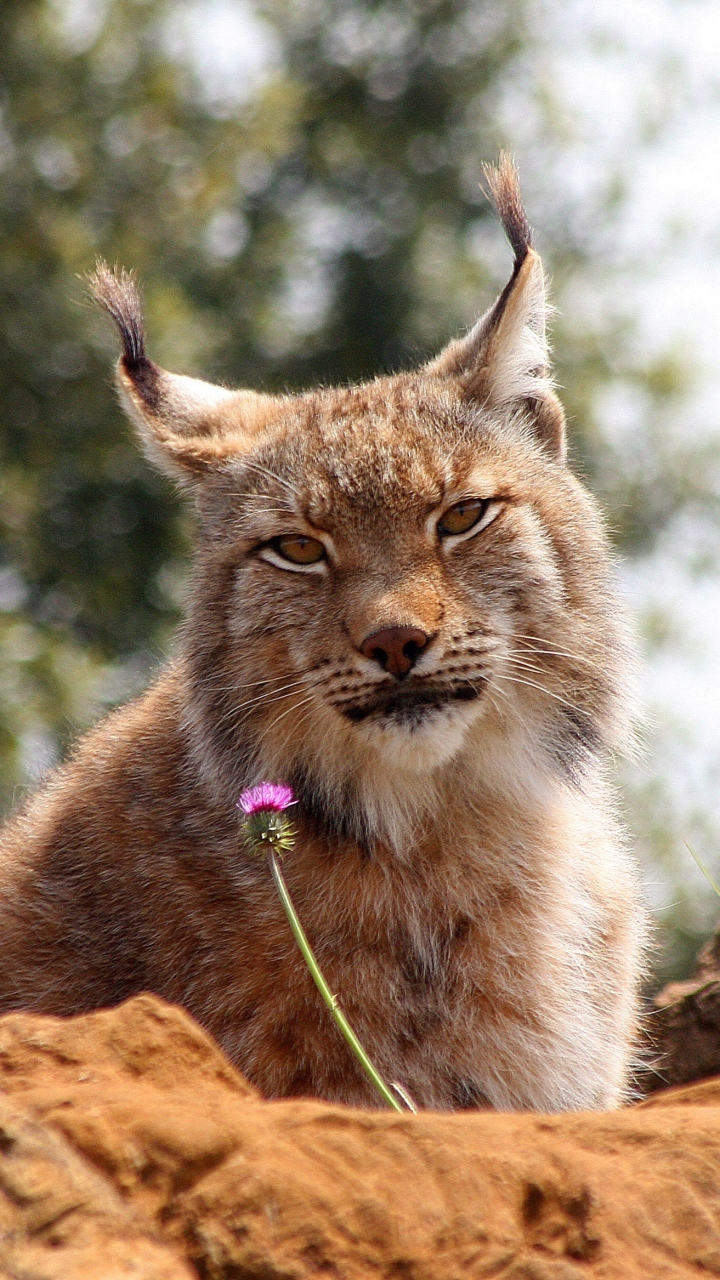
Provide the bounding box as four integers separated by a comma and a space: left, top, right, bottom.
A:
237, 782, 296, 856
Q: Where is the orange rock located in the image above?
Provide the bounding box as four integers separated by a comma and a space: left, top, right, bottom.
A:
2, 994, 720, 1278
637, 1075, 720, 1109
0, 1093, 192, 1279
0, 990, 256, 1098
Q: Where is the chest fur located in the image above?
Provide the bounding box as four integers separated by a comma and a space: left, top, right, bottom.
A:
175, 810, 578, 1107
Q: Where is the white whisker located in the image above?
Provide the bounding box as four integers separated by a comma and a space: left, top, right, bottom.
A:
241, 458, 302, 502
231, 681, 311, 716
211, 681, 312, 728
493, 671, 584, 716
507, 634, 598, 667
265, 692, 318, 733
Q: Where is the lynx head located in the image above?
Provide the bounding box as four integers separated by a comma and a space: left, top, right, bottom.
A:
90, 157, 633, 852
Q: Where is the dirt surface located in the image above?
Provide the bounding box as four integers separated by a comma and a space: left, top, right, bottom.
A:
2, 994, 720, 1279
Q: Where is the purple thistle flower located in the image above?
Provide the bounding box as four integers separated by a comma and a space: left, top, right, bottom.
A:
238, 781, 296, 816
238, 782, 297, 858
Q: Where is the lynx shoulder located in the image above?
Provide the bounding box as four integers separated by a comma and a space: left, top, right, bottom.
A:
0, 158, 646, 1111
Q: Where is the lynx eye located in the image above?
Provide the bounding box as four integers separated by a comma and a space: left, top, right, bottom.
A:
272, 534, 326, 565
438, 498, 490, 538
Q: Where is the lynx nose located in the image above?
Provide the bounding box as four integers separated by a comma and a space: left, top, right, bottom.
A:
360, 626, 430, 678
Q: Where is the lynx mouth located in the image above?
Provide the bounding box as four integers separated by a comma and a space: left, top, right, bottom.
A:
341, 681, 482, 726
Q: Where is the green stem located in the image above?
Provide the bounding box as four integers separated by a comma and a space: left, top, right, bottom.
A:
267, 847, 406, 1113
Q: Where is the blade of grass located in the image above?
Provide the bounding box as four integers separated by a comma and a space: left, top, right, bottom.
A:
684, 840, 720, 899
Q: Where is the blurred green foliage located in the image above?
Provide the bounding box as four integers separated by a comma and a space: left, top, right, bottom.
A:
1, 0, 718, 979
0, 0, 529, 796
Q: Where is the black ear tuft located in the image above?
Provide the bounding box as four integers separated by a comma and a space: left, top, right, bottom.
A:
426, 155, 565, 459
87, 261, 147, 369
482, 153, 534, 272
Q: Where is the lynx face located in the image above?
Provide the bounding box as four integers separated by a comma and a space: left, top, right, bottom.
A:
90, 158, 632, 846
212, 388, 573, 783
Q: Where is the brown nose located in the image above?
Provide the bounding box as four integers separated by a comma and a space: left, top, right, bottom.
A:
360, 626, 430, 678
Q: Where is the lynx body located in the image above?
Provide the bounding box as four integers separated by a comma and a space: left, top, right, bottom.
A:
0, 162, 645, 1110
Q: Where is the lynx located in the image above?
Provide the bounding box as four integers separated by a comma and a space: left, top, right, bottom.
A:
0, 159, 645, 1111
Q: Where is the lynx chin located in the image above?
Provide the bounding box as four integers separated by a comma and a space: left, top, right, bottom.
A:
0, 157, 646, 1112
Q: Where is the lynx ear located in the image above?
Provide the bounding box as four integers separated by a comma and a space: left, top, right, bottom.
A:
427, 155, 565, 460
88, 263, 280, 481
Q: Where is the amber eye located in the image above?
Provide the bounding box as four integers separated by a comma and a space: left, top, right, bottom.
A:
437, 498, 489, 538
272, 534, 326, 565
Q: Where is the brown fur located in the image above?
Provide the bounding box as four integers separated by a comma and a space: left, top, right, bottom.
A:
0, 163, 646, 1111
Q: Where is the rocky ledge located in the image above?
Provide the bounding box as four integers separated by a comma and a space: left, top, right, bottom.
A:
1, 993, 719, 1280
